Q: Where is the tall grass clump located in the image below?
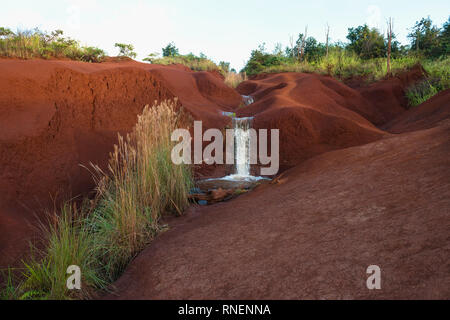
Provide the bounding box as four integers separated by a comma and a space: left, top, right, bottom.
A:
1, 99, 193, 299
88, 99, 193, 281
19, 203, 104, 300
224, 72, 247, 88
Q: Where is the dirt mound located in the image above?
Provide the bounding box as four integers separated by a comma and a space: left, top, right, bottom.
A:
108, 120, 450, 299
383, 89, 450, 133
236, 72, 387, 169
0, 59, 241, 268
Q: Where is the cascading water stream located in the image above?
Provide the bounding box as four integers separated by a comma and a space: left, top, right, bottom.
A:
193, 98, 268, 203
233, 117, 253, 177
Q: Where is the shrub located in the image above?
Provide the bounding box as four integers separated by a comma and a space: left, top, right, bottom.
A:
406, 78, 440, 107
114, 43, 137, 59
162, 42, 179, 57
405, 56, 450, 106
20, 202, 104, 300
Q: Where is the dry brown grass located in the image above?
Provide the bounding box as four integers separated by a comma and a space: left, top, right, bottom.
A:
89, 99, 193, 280
224, 72, 248, 88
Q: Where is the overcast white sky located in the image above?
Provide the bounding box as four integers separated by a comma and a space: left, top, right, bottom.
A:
1, 0, 449, 70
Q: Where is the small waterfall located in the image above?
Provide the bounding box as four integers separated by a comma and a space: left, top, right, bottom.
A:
233, 117, 253, 176
242, 95, 254, 106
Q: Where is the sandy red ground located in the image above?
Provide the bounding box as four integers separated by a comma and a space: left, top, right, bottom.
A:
0, 59, 448, 299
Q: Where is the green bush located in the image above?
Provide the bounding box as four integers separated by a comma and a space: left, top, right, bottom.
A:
406, 79, 439, 107
405, 56, 450, 106
0, 28, 105, 62
114, 43, 136, 59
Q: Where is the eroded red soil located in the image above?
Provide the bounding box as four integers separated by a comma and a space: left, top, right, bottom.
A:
0, 59, 448, 299
0, 59, 240, 268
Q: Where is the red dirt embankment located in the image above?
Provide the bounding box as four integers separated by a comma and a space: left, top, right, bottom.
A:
383, 88, 450, 133
2, 58, 448, 299
0, 59, 241, 268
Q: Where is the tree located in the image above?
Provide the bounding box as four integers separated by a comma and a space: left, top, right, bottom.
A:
162, 42, 179, 57
0, 27, 14, 38
242, 44, 286, 75
289, 35, 295, 59
438, 16, 450, 56
273, 43, 283, 56
408, 17, 441, 57
386, 18, 393, 75
303, 37, 326, 62
325, 23, 330, 58
300, 26, 308, 61
346, 24, 386, 59
114, 43, 137, 59
219, 61, 230, 73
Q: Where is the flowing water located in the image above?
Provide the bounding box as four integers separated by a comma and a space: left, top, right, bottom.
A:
233, 117, 253, 177
195, 98, 267, 195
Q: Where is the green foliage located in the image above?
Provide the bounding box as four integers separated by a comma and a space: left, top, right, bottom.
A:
143, 52, 159, 63
114, 43, 137, 59
162, 42, 179, 57
242, 44, 291, 75
406, 56, 450, 106
408, 17, 442, 58
346, 24, 387, 59
19, 203, 105, 300
406, 79, 439, 106
243, 16, 449, 95
150, 47, 230, 75
0, 27, 14, 37
439, 17, 450, 56
219, 61, 230, 73
0, 27, 105, 62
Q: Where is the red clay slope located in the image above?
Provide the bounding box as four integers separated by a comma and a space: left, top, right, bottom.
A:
0, 59, 242, 268
383, 88, 450, 133
109, 118, 450, 300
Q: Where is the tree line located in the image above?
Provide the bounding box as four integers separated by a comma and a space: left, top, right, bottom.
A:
243, 16, 450, 75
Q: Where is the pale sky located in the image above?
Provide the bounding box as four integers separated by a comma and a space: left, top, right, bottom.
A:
1, 0, 449, 70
